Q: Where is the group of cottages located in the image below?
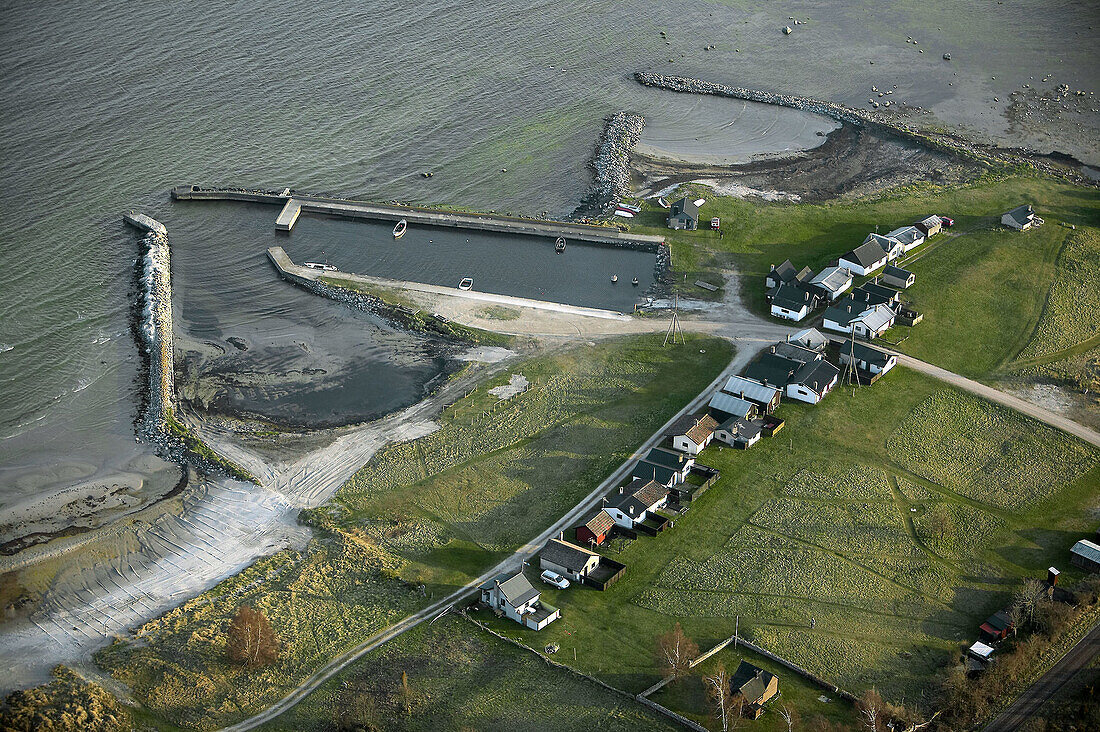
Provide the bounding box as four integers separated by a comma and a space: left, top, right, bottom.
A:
742, 333, 841, 405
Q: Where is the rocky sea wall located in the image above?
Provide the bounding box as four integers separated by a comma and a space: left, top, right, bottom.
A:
136, 229, 174, 433
577, 112, 646, 216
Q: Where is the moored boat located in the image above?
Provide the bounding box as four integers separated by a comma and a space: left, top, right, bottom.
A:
610, 274, 618, 283
458, 277, 474, 291
304, 262, 338, 272
393, 219, 408, 238
632, 277, 639, 286
555, 237, 566, 253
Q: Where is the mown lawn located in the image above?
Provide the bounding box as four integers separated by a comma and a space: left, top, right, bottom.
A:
93, 333, 734, 730
471, 367, 1100, 729
258, 614, 683, 732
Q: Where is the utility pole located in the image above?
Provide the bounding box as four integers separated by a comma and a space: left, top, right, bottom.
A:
663, 294, 685, 347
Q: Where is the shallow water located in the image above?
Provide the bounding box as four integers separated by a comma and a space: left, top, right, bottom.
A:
1, 0, 1096, 521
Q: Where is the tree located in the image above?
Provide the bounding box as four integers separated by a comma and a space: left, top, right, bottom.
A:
399, 670, 414, 717
704, 663, 737, 732
778, 704, 800, 732
226, 604, 279, 667
655, 622, 699, 681
1013, 578, 1046, 627
859, 688, 883, 732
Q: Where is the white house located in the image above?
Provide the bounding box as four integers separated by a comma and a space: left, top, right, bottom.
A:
713, 417, 763, 449
708, 391, 758, 420
720, 375, 782, 414
768, 282, 820, 321
540, 537, 601, 582
838, 340, 897, 375
882, 264, 915, 289
602, 478, 668, 530
864, 232, 905, 262
885, 226, 925, 253
632, 446, 694, 487
479, 569, 560, 630
915, 215, 943, 238
665, 413, 719, 455
838, 240, 889, 276
1002, 204, 1041, 230
809, 266, 854, 301
824, 299, 896, 339
744, 352, 840, 406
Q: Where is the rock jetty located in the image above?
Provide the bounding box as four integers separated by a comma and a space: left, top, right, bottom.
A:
577, 111, 645, 216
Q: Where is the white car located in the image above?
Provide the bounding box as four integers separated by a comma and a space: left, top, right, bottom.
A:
540, 569, 570, 589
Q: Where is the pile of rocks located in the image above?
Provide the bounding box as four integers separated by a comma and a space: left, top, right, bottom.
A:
577, 111, 645, 216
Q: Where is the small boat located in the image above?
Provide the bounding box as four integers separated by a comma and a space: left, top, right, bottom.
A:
613, 208, 635, 218
303, 262, 337, 272
555, 237, 566, 253
632, 277, 639, 286
458, 277, 474, 291
610, 274, 618, 283
657, 197, 670, 209
618, 202, 641, 213
393, 219, 408, 238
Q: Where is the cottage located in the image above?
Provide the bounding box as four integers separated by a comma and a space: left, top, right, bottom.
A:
914, 215, 942, 238
863, 232, 905, 262
540, 537, 601, 582
745, 352, 839, 405
479, 569, 560, 630
668, 197, 700, 230
838, 240, 889, 276
854, 282, 901, 307
823, 299, 895, 339
838, 340, 897, 375
882, 264, 915, 289
665, 413, 719, 455
765, 259, 797, 289
768, 282, 820, 321
885, 225, 926, 253
602, 478, 668, 529
714, 416, 763, 449
980, 610, 1015, 642
809, 265, 854, 301
1071, 539, 1100, 573
769, 341, 822, 364
789, 327, 830, 351
577, 511, 616, 546
1002, 204, 1038, 231
730, 661, 779, 719
720, 375, 782, 414
633, 446, 694, 487
708, 390, 759, 421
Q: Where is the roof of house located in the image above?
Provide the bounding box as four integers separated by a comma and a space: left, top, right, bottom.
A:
984, 610, 1014, 632
1004, 204, 1034, 225
855, 303, 896, 332
718, 416, 763, 440
1072, 539, 1100, 564
642, 446, 691, 470
769, 341, 822, 364
794, 265, 815, 283
744, 353, 802, 388
606, 478, 667, 514
722, 375, 782, 405
769, 259, 797, 283
671, 197, 700, 220
861, 282, 901, 301
770, 282, 818, 311
730, 661, 776, 704
841, 240, 889, 269
791, 358, 840, 395
790, 327, 829, 350
850, 286, 894, 307
541, 538, 600, 572
582, 511, 616, 537
885, 226, 924, 246
810, 265, 853, 293
968, 641, 995, 659
480, 569, 540, 607
842, 340, 895, 368
863, 232, 902, 254
663, 413, 718, 445
824, 298, 864, 328
709, 390, 756, 419
633, 461, 677, 485
883, 264, 913, 280
917, 215, 942, 228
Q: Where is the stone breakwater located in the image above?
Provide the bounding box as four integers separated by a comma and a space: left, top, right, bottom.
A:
578, 112, 645, 216
134, 228, 174, 433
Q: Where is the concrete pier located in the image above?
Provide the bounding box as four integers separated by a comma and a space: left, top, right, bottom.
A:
124, 210, 167, 236
173, 185, 666, 249
267, 247, 632, 322
275, 198, 302, 231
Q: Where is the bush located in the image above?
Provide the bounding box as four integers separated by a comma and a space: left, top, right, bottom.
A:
0, 666, 132, 732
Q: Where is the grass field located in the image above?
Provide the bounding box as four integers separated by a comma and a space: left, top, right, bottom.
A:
470, 367, 1100, 729
257, 614, 683, 732
93, 334, 733, 730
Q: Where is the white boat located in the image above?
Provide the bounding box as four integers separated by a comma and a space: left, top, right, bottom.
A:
693, 198, 706, 207
632, 277, 639, 286
657, 197, 670, 209
393, 219, 408, 238
618, 202, 641, 213
303, 262, 337, 272
555, 237, 566, 253
610, 274, 618, 283
458, 277, 473, 291
613, 209, 635, 218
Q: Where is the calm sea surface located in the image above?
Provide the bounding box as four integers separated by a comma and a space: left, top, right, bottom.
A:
1, 0, 1096, 510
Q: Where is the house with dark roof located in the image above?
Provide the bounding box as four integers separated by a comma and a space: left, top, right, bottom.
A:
769, 341, 821, 364
882, 264, 915, 289
714, 416, 763, 449
885, 225, 926, 252
665, 413, 719, 455
668, 197, 700, 230
744, 351, 840, 405
823, 298, 896, 339
838, 239, 889, 276
765, 260, 797, 289
479, 569, 560, 630
863, 232, 905, 262
980, 610, 1015, 642
602, 478, 668, 529
852, 282, 901, 307
720, 375, 782, 414
576, 511, 616, 546
730, 661, 779, 719
1071, 539, 1100, 572
914, 215, 942, 237
838, 339, 897, 375
1002, 204, 1038, 231
708, 391, 758, 421
809, 265, 854, 301
540, 537, 601, 581
632, 446, 694, 487
768, 282, 821, 321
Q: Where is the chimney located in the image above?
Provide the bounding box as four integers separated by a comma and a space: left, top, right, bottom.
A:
770, 345, 776, 353
786, 334, 791, 342
559, 531, 564, 541
629, 505, 634, 515
619, 486, 624, 494
1048, 567, 1060, 586
804, 290, 810, 301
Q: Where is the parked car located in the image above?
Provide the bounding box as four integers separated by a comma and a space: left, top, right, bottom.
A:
540, 570, 570, 589
939, 216, 955, 227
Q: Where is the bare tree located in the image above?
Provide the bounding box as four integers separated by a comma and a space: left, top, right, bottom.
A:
399, 670, 414, 717
226, 605, 279, 667
704, 663, 735, 732
778, 704, 800, 732
1014, 578, 1046, 627
656, 622, 699, 681
859, 688, 883, 732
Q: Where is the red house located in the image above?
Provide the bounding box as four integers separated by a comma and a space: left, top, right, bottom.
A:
980, 610, 1014, 642
577, 512, 615, 547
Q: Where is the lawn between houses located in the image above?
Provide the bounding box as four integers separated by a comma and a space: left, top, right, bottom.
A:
91, 333, 733, 731
471, 366, 1100, 729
